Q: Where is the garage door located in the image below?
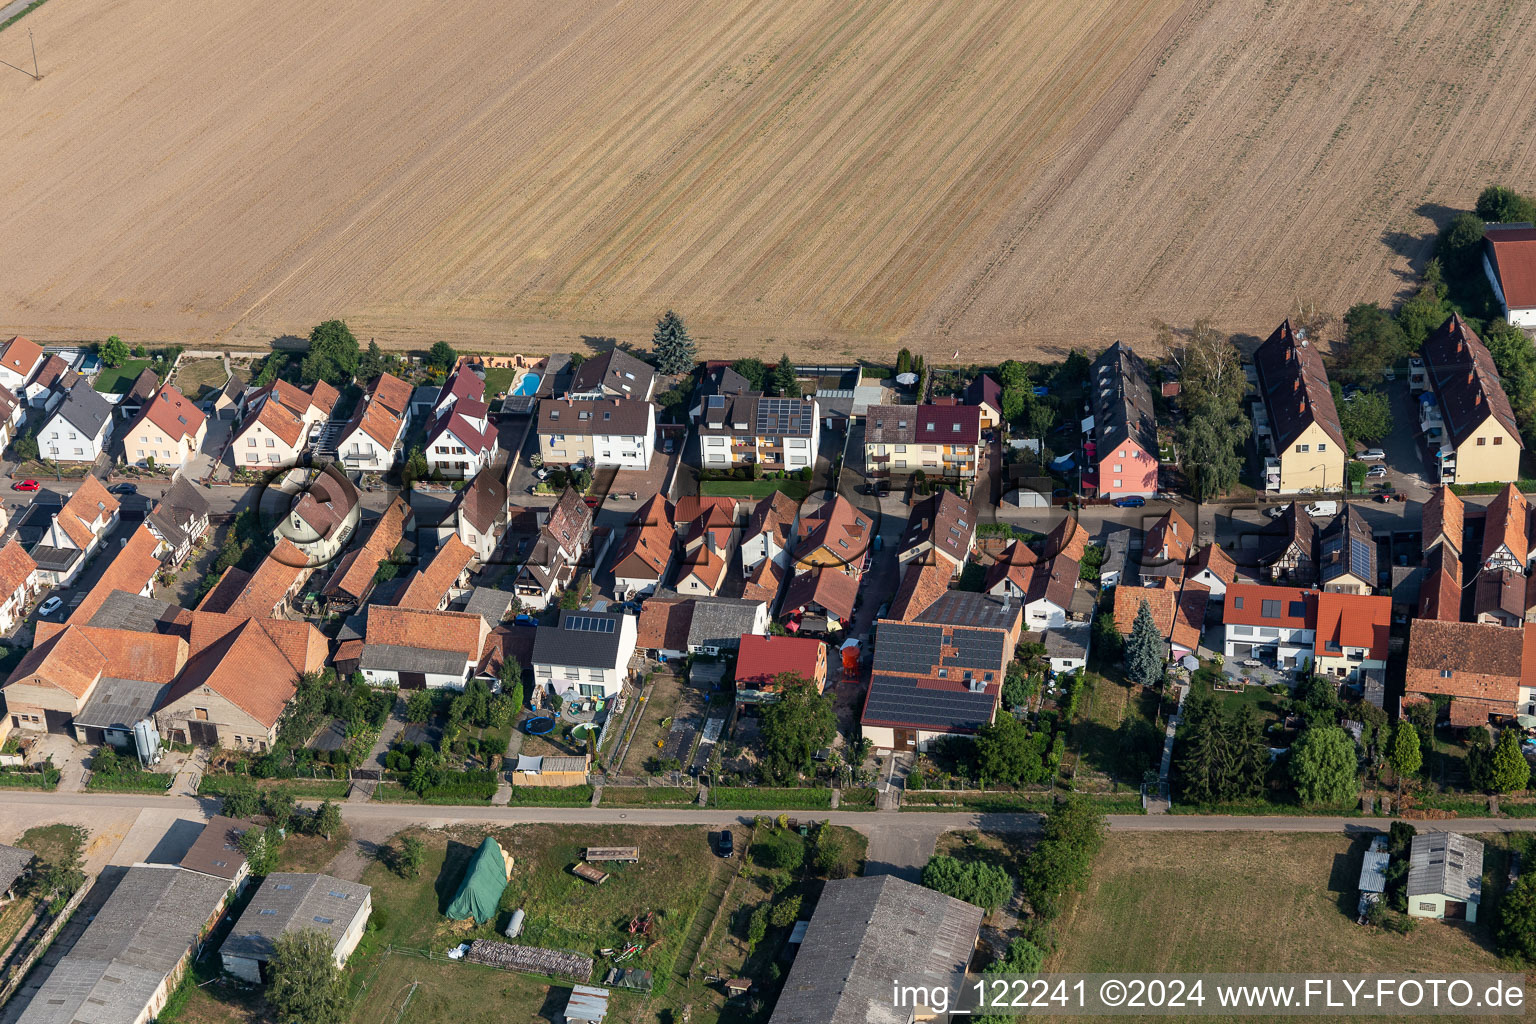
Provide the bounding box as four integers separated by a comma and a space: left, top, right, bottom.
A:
188, 720, 219, 746
1444, 900, 1466, 920
43, 710, 73, 736
400, 672, 428, 690
1231, 644, 1253, 659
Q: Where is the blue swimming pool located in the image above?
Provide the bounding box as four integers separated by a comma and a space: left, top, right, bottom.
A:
512, 373, 541, 397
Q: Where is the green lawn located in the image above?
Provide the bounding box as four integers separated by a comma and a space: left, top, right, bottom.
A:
1039, 832, 1531, 1024
86, 771, 173, 793
93, 359, 153, 394
698, 478, 810, 499
481, 367, 519, 398
174, 358, 231, 401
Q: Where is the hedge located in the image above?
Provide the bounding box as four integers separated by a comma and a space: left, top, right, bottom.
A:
507, 785, 595, 806
197, 775, 350, 800
0, 769, 59, 790
837, 787, 878, 807
372, 782, 496, 805
87, 772, 173, 794
900, 790, 1056, 812
598, 787, 695, 806
707, 787, 833, 810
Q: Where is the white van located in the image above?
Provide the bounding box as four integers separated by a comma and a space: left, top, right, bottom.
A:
1304, 501, 1339, 517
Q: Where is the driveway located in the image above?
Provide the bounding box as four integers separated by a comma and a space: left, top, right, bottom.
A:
1375, 378, 1431, 502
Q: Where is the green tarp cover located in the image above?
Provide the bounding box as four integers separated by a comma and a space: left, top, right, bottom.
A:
446, 837, 509, 923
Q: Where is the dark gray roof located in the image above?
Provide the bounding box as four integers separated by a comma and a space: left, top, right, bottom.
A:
1408, 832, 1483, 903
29, 544, 81, 572
685, 598, 764, 649
0, 843, 34, 894
222, 873, 370, 963
569, 348, 655, 399
50, 385, 112, 440
917, 590, 1018, 633
73, 678, 169, 731
769, 875, 982, 1024
86, 590, 181, 633
1253, 320, 1345, 451
146, 478, 210, 552
1090, 341, 1157, 454
532, 610, 629, 668
695, 366, 753, 410
17, 864, 233, 1024
1319, 504, 1374, 586
539, 396, 653, 437
359, 643, 473, 676
459, 586, 513, 628
698, 393, 815, 438
179, 816, 253, 881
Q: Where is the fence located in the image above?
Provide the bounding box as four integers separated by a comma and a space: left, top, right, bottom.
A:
0, 878, 94, 1006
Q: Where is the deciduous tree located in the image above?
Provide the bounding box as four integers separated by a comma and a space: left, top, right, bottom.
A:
266, 929, 348, 1024
1336, 387, 1393, 448
312, 799, 342, 841
759, 673, 835, 781
1387, 721, 1422, 786
1336, 304, 1409, 386
1475, 185, 1536, 226
921, 855, 1013, 913
1289, 726, 1359, 806
425, 340, 457, 373
730, 357, 767, 391
100, 335, 129, 368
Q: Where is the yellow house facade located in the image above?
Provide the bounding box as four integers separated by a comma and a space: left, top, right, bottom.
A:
1419, 315, 1525, 486
1274, 421, 1346, 494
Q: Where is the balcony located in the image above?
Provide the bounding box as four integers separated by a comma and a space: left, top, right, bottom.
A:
1264, 457, 1281, 492
1419, 403, 1444, 435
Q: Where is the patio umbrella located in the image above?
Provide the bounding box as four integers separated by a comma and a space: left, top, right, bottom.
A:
1515, 715, 1536, 729
1181, 656, 1200, 671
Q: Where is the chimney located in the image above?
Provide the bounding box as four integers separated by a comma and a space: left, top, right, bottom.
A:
1299, 397, 1306, 416
1467, 370, 1474, 385
1293, 378, 1300, 392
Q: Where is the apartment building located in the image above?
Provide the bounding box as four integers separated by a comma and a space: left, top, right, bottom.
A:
537, 397, 656, 470
1417, 315, 1523, 486
1085, 341, 1158, 499
698, 394, 819, 472
864, 404, 981, 482
1252, 320, 1346, 493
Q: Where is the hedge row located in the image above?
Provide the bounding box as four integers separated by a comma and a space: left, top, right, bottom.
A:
707, 787, 833, 810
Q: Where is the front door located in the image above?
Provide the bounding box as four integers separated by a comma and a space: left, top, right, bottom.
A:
188, 720, 219, 746
893, 729, 917, 751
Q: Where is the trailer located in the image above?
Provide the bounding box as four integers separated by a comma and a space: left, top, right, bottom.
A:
572, 862, 610, 885
583, 847, 640, 863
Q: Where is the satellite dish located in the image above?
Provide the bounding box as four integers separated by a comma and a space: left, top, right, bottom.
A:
1181, 655, 1200, 671
896, 372, 918, 385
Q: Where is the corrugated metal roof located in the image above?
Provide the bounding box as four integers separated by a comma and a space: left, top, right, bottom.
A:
1358, 836, 1389, 894
221, 873, 371, 962
1407, 832, 1483, 903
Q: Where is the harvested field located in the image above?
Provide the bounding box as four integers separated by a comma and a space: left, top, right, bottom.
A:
4, 1, 1536, 363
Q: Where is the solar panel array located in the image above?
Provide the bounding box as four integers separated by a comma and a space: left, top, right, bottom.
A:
1349, 538, 1372, 580
757, 397, 813, 436
565, 614, 617, 634
872, 621, 1006, 672
864, 672, 999, 730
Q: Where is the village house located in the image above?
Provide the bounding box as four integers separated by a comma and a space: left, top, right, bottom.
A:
685, 598, 768, 655
0, 540, 38, 635
1419, 545, 1465, 623
271, 470, 359, 566
1252, 320, 1346, 493
1085, 341, 1159, 499
123, 385, 207, 470
1480, 483, 1529, 574
5, 623, 187, 739
1186, 543, 1238, 597
21, 353, 81, 419
531, 609, 637, 698
1221, 584, 1316, 673
334, 372, 412, 471
231, 379, 338, 469
38, 385, 112, 463
896, 489, 976, 576
424, 365, 498, 479
1472, 569, 1526, 628
513, 489, 594, 609
1482, 224, 1536, 328
860, 617, 1010, 751
565, 348, 656, 402
197, 540, 314, 619
674, 501, 735, 597
734, 634, 827, 704
359, 605, 489, 690
739, 491, 799, 573
144, 477, 212, 567
689, 365, 752, 422
982, 539, 1040, 599
635, 596, 693, 661
0, 336, 44, 391
697, 394, 820, 472
781, 568, 858, 633
0, 387, 21, 452
397, 535, 476, 612
963, 373, 1003, 430
1139, 508, 1194, 583
863, 403, 981, 482
29, 476, 119, 587
1312, 591, 1390, 686
320, 496, 412, 613
1422, 485, 1464, 558
610, 494, 676, 600
69, 524, 163, 626
1113, 579, 1207, 663
1404, 619, 1529, 726
1418, 315, 1523, 486
792, 495, 872, 573
452, 470, 509, 563
1319, 504, 1376, 594
537, 397, 656, 470
1260, 503, 1318, 586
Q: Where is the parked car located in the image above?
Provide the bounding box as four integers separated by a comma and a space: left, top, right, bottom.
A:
583, 496, 601, 510
1112, 496, 1146, 508
38, 596, 62, 617
717, 830, 734, 858
11, 480, 38, 492
1366, 465, 1388, 479
109, 482, 137, 495
1263, 505, 1288, 519
1381, 367, 1396, 381
1305, 501, 1339, 517
1356, 449, 1386, 462
663, 438, 675, 454
533, 467, 549, 481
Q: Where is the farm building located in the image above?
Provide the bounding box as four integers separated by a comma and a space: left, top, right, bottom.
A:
562, 984, 611, 1024
1356, 834, 1389, 916
1407, 832, 1483, 923
1483, 223, 1536, 328
220, 873, 371, 982
509, 753, 590, 787
0, 844, 34, 903
769, 874, 981, 1024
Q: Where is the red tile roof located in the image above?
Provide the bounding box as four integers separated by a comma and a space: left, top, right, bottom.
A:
1223, 584, 1314, 629
735, 634, 824, 688
6, 625, 105, 698
1481, 483, 1529, 567
0, 336, 42, 378
1312, 592, 1390, 660
741, 559, 782, 604
365, 605, 486, 660
1143, 509, 1194, 564
1113, 580, 1205, 651
163, 620, 300, 728
672, 496, 736, 529
1189, 543, 1236, 586
1422, 485, 1464, 555
1042, 516, 1090, 562
69, 525, 161, 624
1406, 619, 1523, 711
982, 539, 1040, 595
55, 476, 119, 551
1419, 545, 1464, 622
636, 598, 693, 651
0, 538, 36, 600
397, 535, 475, 610
139, 385, 206, 442
611, 494, 675, 583
890, 562, 952, 621
782, 568, 859, 621
1485, 224, 1536, 310
206, 540, 307, 618
323, 496, 410, 602
794, 496, 873, 569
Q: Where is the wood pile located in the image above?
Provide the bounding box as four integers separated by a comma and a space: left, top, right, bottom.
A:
465, 939, 592, 981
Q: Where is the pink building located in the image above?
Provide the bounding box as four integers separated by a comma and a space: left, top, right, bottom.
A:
1085, 342, 1158, 498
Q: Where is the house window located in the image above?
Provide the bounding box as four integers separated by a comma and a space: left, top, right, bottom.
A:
1296, 444, 1309, 453
1417, 903, 1437, 913
1495, 436, 1504, 445
1113, 464, 1122, 473
1113, 479, 1122, 488
247, 438, 256, 447
265, 438, 275, 447
1440, 669, 1452, 678
1477, 437, 1486, 446
1317, 443, 1327, 452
